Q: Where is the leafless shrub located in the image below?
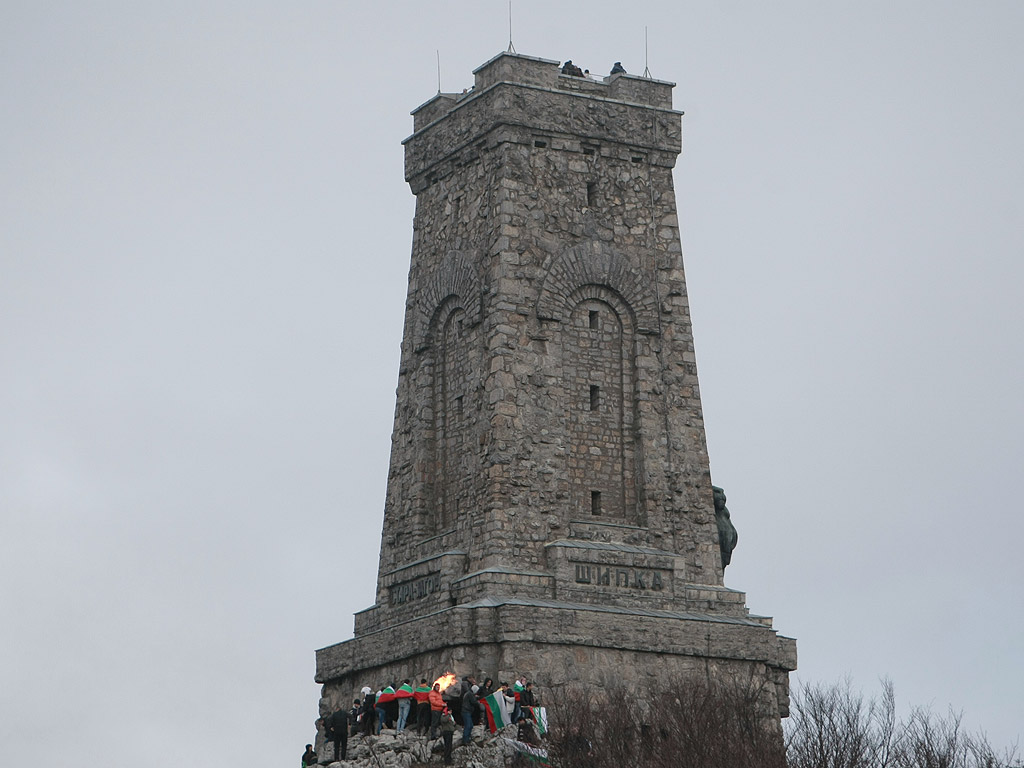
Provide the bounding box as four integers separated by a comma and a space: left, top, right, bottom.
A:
786, 678, 898, 768
786, 679, 1020, 768
546, 676, 786, 768
543, 677, 1019, 768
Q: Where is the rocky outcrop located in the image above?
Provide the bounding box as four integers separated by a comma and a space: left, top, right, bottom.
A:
320, 723, 545, 768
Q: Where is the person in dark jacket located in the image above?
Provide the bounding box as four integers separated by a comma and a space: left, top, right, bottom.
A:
520, 681, 537, 708
475, 677, 494, 725
480, 678, 494, 698
359, 686, 376, 736
301, 744, 317, 768
461, 684, 480, 746
439, 706, 457, 764
349, 698, 361, 736
443, 676, 470, 726
324, 705, 348, 761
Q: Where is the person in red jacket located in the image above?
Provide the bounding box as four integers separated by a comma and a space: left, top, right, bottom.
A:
428, 682, 446, 738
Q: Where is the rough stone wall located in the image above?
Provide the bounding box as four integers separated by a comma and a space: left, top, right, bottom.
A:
318, 601, 796, 721
318, 52, 795, 730
372, 53, 721, 623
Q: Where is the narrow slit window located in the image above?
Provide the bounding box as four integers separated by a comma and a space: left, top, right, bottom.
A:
631, 155, 643, 164
589, 385, 600, 411
586, 181, 596, 206
582, 145, 596, 156
588, 310, 599, 330
454, 395, 463, 416
591, 490, 602, 516
534, 139, 547, 148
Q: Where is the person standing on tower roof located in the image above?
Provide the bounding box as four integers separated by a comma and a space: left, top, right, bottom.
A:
561, 60, 584, 77
611, 61, 626, 75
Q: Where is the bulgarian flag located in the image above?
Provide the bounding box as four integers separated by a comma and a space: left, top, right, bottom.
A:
413, 683, 431, 703
481, 690, 512, 733
512, 681, 525, 702
525, 706, 548, 736
376, 685, 396, 704
499, 738, 551, 767
396, 683, 414, 699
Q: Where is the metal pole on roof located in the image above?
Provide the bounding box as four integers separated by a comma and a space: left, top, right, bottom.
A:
643, 26, 652, 78
507, 1, 517, 53
436, 50, 441, 93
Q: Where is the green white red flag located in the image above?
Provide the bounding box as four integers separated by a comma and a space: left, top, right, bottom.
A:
481, 690, 512, 732
525, 705, 548, 735
499, 737, 550, 767
396, 683, 414, 698
376, 685, 396, 704
413, 684, 431, 702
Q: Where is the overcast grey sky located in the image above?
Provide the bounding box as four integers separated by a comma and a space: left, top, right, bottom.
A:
2, 2, 1022, 766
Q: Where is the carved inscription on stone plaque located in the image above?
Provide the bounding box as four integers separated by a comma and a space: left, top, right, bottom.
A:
389, 572, 442, 605
573, 564, 666, 591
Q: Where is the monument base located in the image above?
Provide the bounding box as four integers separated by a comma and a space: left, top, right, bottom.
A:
315, 596, 796, 722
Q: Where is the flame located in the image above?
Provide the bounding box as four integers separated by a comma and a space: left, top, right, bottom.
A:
433, 673, 457, 692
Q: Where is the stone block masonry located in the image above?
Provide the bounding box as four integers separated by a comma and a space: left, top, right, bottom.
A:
315, 51, 795, 741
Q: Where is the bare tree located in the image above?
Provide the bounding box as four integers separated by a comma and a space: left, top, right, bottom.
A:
543, 677, 1019, 768
786, 679, 1020, 768
547, 676, 786, 768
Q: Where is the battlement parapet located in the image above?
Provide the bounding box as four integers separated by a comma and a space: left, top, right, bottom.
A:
411, 53, 675, 134
405, 53, 681, 191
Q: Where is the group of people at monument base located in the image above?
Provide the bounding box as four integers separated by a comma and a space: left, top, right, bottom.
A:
312, 674, 545, 765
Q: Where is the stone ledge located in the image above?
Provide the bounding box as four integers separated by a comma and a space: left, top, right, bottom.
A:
316, 598, 795, 684
544, 538, 681, 557
450, 567, 556, 603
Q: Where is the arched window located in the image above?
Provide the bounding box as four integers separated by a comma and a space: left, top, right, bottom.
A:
430, 299, 477, 532
563, 290, 638, 522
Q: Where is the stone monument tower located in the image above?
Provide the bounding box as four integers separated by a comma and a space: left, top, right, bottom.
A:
316, 52, 795, 719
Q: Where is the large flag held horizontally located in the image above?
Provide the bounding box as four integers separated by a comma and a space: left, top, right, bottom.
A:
481, 690, 512, 733
376, 685, 396, 704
